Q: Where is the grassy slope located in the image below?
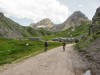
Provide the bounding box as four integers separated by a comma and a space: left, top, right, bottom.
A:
75, 32, 100, 52
56, 23, 89, 37
0, 38, 61, 65
43, 23, 90, 40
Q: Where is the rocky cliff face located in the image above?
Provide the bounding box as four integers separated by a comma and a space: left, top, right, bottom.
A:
90, 7, 100, 34
0, 12, 4, 20
30, 18, 54, 29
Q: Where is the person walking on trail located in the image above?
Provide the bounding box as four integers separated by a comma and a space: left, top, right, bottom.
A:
44, 40, 48, 52
62, 42, 66, 51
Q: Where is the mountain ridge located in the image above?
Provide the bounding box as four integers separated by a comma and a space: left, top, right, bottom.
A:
0, 10, 91, 38
0, 12, 34, 38
51, 11, 90, 31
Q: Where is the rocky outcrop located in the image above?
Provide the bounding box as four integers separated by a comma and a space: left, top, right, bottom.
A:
89, 7, 100, 34
30, 18, 54, 29
0, 12, 4, 20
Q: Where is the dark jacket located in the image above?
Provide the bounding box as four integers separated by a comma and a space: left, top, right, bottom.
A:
63, 42, 66, 46
45, 41, 48, 47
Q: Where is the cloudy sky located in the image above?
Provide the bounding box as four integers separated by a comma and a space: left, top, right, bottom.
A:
0, 0, 100, 26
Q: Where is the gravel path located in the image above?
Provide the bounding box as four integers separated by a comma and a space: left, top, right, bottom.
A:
0, 44, 86, 75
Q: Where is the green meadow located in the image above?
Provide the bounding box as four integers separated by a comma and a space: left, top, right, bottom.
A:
0, 38, 61, 65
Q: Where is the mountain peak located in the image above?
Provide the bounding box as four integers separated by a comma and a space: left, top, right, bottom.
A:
0, 12, 4, 20
73, 11, 83, 14
0, 12, 4, 15
60, 11, 90, 30
30, 18, 54, 29
73, 11, 83, 15
70, 11, 88, 19
41, 18, 51, 21
39, 18, 53, 24
92, 7, 100, 21
90, 7, 100, 34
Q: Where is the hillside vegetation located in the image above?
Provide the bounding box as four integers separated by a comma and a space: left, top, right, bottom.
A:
43, 22, 90, 40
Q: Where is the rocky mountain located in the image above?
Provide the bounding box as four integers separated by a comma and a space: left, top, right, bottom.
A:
30, 11, 90, 31
30, 18, 54, 29
0, 10, 91, 38
89, 7, 100, 34
0, 12, 34, 38
62, 11, 90, 30
52, 11, 90, 31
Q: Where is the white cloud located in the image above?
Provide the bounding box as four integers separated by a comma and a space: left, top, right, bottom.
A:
0, 0, 69, 24
78, 4, 83, 7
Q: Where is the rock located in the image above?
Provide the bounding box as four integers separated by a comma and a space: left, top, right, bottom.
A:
90, 7, 100, 34
0, 12, 4, 20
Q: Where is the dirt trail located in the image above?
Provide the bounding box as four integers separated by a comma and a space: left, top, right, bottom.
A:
0, 44, 86, 75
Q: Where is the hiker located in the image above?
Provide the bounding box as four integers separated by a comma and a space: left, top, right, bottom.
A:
44, 40, 48, 52
62, 42, 66, 51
